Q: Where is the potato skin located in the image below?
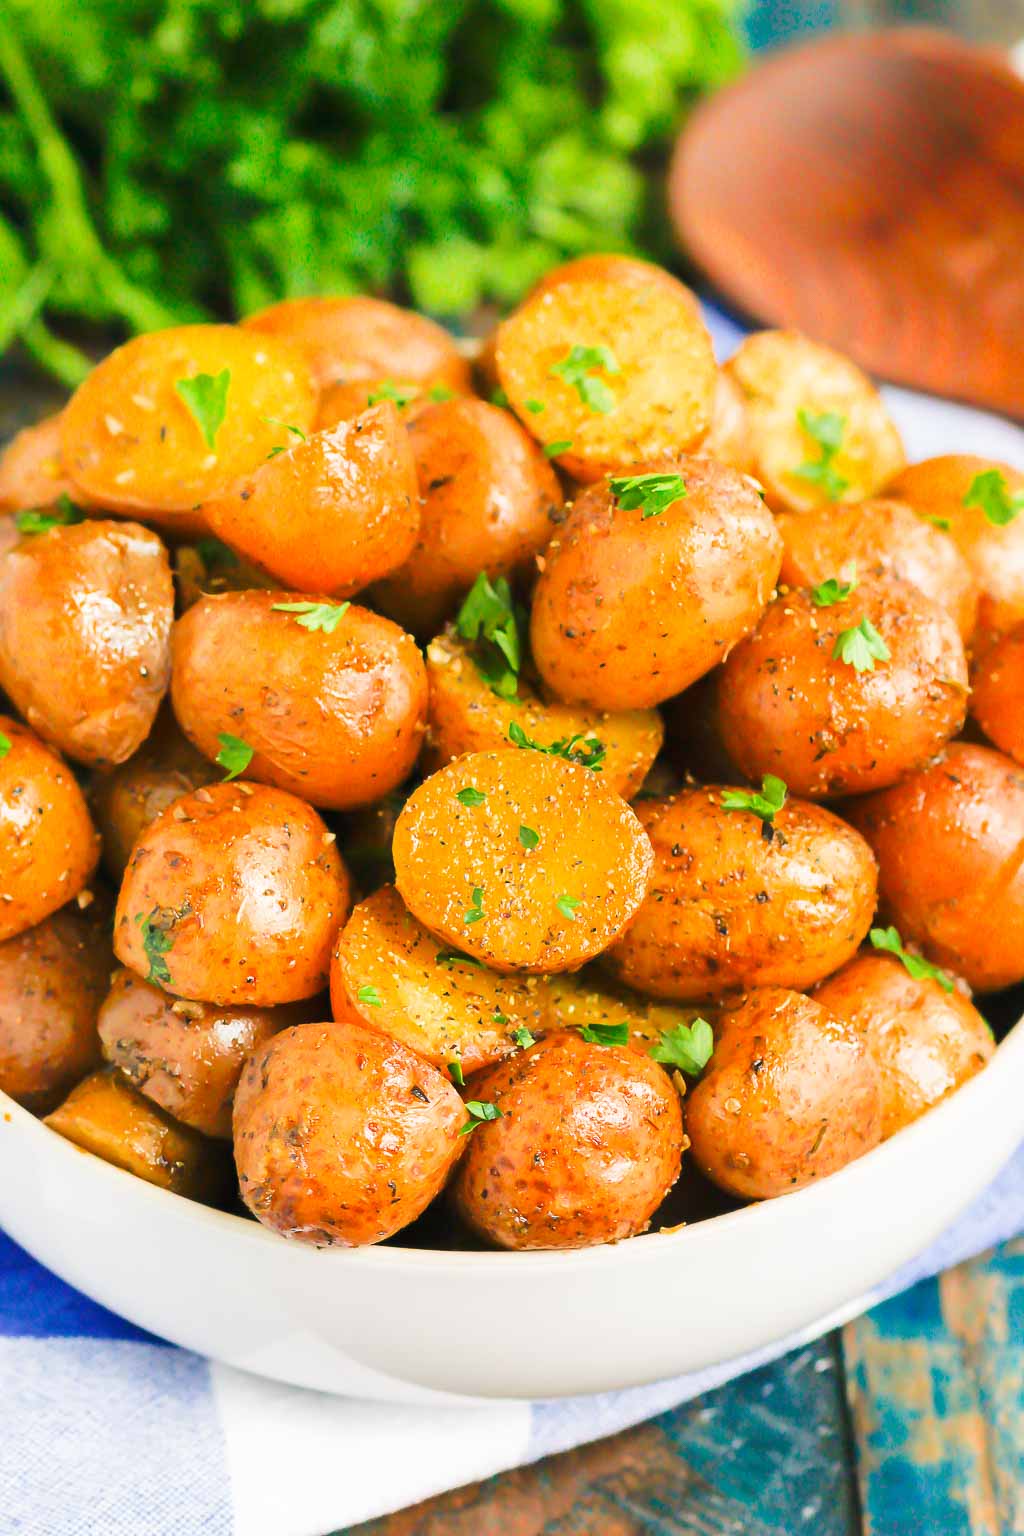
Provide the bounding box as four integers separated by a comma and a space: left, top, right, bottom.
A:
603, 790, 878, 1000
812, 952, 994, 1140
701, 370, 754, 474
91, 710, 213, 883
0, 717, 100, 942
233, 1018, 465, 1245
970, 626, 1024, 764
393, 749, 654, 973
0, 905, 111, 1111
844, 743, 1024, 993
0, 520, 173, 768
776, 497, 978, 641
171, 591, 427, 811
424, 632, 663, 800
45, 1068, 232, 1201
885, 455, 1024, 645
724, 330, 905, 513
686, 987, 883, 1200
114, 782, 351, 1005
371, 398, 562, 638
0, 413, 81, 512
98, 967, 313, 1138
452, 1029, 684, 1250
717, 576, 968, 797
204, 405, 420, 598
530, 456, 783, 711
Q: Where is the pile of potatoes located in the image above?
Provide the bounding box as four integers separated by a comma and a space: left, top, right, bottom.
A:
1, 254, 1019, 1252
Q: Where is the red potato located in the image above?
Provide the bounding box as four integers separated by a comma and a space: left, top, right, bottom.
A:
0, 904, 111, 1111
0, 717, 100, 942
970, 626, 1024, 764
371, 397, 563, 638
171, 592, 427, 811
776, 498, 978, 642
493, 256, 718, 483
114, 782, 351, 1006
243, 295, 471, 393
90, 709, 214, 883
451, 1029, 684, 1249
0, 413, 82, 512
686, 987, 883, 1200
203, 404, 420, 597
393, 749, 654, 973
0, 519, 173, 768
233, 1018, 465, 1245
845, 743, 1024, 993
717, 575, 968, 797
603, 789, 878, 1000
60, 325, 317, 532
812, 952, 995, 1140
530, 456, 783, 711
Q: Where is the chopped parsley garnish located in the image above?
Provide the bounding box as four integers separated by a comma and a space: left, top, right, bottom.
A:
550, 344, 620, 413
175, 369, 230, 451
833, 617, 890, 672
649, 1017, 714, 1075
215, 732, 253, 780
930, 517, 951, 532
456, 786, 487, 807
525, 398, 545, 414
810, 565, 858, 607
428, 384, 454, 402
556, 893, 581, 920
195, 536, 238, 570
544, 439, 573, 458
357, 985, 383, 1008
963, 469, 1024, 527
271, 601, 350, 633
455, 572, 522, 699
791, 408, 848, 501
135, 904, 188, 987
721, 775, 788, 831
507, 721, 606, 771
459, 1100, 503, 1135
493, 1009, 510, 1026
463, 887, 485, 925
870, 926, 954, 992
511, 1025, 535, 1049
579, 1022, 629, 1046
367, 380, 420, 409
264, 417, 307, 455
435, 950, 483, 969
14, 494, 84, 535
609, 472, 687, 520
0, 732, 10, 759
448, 1058, 465, 1087
518, 824, 539, 850
490, 386, 510, 408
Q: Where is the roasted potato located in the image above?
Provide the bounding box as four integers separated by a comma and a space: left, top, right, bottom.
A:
60, 325, 316, 533
603, 789, 877, 1000
0, 413, 81, 512
171, 592, 427, 811
424, 631, 663, 800
45, 1067, 232, 1201
172, 537, 276, 611
701, 370, 754, 474
537, 969, 710, 1061
114, 782, 351, 1005
812, 951, 995, 1139
91, 709, 213, 882
970, 625, 1024, 764
451, 1029, 684, 1249
493, 255, 717, 482
393, 749, 654, 972
530, 456, 782, 711
776, 497, 978, 641
0, 904, 111, 1111
203, 404, 420, 597
233, 1018, 465, 1245
98, 966, 312, 1138
724, 330, 905, 513
845, 743, 1024, 993
315, 376, 466, 432
0, 519, 173, 768
686, 987, 883, 1200
717, 575, 968, 797
0, 717, 99, 943
371, 397, 562, 637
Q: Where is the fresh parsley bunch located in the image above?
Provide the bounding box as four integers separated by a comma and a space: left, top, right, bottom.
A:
0, 0, 745, 383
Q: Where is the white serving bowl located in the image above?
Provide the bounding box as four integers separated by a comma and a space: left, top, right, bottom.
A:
1, 1017, 1021, 1404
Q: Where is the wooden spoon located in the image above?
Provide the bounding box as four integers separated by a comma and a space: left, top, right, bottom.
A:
669, 28, 1024, 419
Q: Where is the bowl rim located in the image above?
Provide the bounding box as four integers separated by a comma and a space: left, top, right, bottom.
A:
5, 1011, 1022, 1277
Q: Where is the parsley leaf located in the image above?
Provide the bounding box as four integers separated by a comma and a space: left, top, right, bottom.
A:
963, 469, 1024, 527
459, 1100, 503, 1135
609, 472, 687, 520
357, 985, 383, 1007
579, 1022, 629, 1046
367, 380, 420, 409
870, 926, 954, 992
556, 893, 581, 920
263, 417, 307, 457
435, 950, 483, 969
456, 786, 486, 807
544, 440, 573, 458
833, 617, 890, 672
175, 369, 230, 451
551, 344, 620, 413
650, 1017, 714, 1075
216, 732, 253, 780
14, 494, 84, 535
455, 573, 522, 699
448, 1058, 465, 1087
810, 565, 858, 607
791, 408, 849, 501
525, 399, 545, 414
507, 721, 606, 771
490, 387, 510, 409
0, 732, 10, 759
135, 904, 188, 987
511, 1025, 535, 1049
195, 536, 238, 570
518, 824, 539, 850
463, 887, 485, 925
721, 775, 788, 827
271, 601, 350, 633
